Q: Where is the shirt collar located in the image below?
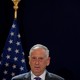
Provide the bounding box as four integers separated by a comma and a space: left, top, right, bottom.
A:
31, 70, 46, 80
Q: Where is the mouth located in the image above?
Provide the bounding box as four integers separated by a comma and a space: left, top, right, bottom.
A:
34, 66, 40, 70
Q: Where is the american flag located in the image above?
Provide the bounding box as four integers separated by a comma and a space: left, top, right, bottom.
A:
0, 19, 27, 80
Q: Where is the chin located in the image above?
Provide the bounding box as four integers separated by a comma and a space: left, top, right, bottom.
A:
34, 72, 42, 76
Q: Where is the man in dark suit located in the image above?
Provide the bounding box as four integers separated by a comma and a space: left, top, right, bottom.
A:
11, 44, 65, 80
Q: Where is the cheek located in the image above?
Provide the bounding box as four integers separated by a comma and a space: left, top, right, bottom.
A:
29, 61, 35, 67
44, 59, 50, 66
40, 61, 48, 66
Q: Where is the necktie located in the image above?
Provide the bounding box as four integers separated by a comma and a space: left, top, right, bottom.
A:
34, 77, 41, 80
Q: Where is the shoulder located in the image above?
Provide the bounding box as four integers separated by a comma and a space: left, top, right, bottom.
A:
11, 72, 30, 80
47, 72, 65, 80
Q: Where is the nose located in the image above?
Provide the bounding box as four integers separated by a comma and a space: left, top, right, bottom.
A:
35, 59, 39, 65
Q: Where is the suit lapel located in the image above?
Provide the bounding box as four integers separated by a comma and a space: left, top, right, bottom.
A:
23, 72, 31, 80
45, 71, 50, 80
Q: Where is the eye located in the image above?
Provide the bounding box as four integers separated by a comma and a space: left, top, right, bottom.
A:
39, 57, 44, 61
31, 57, 36, 60
39, 57, 43, 60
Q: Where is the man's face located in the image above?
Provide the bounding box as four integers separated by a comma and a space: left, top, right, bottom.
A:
28, 48, 50, 76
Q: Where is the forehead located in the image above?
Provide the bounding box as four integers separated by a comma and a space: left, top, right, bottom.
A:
30, 48, 47, 57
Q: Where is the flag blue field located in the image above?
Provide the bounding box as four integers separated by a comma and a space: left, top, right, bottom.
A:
0, 19, 27, 80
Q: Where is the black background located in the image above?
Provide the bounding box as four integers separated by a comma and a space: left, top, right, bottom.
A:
0, 0, 80, 80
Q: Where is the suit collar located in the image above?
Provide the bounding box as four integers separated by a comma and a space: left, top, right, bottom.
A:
45, 71, 50, 80
23, 71, 50, 80
23, 72, 31, 80
45, 71, 54, 80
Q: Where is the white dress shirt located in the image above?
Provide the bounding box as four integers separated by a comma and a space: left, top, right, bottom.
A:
31, 70, 46, 80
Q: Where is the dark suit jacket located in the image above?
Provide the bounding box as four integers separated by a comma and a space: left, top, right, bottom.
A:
11, 71, 65, 80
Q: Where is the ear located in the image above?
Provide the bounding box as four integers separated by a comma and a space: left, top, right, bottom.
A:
28, 56, 30, 65
47, 57, 50, 66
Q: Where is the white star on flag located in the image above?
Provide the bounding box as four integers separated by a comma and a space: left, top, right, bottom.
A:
12, 64, 16, 69
12, 24, 16, 28
11, 72, 15, 76
4, 70, 8, 75
7, 47, 12, 52
5, 63, 9, 67
15, 49, 19, 53
10, 32, 14, 36
6, 55, 10, 59
16, 41, 20, 46
9, 39, 13, 44
21, 59, 25, 63
17, 34, 21, 38
20, 66, 24, 71
14, 57, 18, 61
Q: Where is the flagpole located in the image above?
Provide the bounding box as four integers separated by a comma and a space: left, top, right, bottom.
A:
12, 0, 20, 19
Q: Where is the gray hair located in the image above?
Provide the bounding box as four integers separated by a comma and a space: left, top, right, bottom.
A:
29, 44, 49, 57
